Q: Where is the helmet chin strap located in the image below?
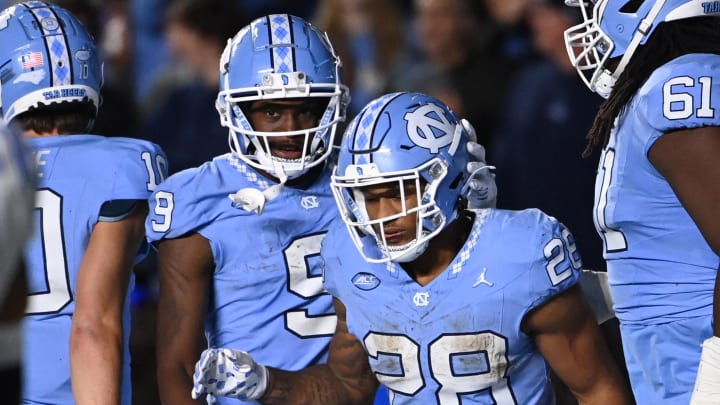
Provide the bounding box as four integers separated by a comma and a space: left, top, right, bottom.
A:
595, 0, 668, 98
381, 232, 430, 263
228, 167, 288, 215
391, 240, 429, 263
253, 141, 315, 181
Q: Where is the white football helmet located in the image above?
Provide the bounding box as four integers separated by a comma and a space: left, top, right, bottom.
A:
217, 14, 349, 180
564, 0, 720, 98
0, 1, 103, 123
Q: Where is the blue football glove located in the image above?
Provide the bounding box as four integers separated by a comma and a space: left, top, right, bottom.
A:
191, 348, 269, 403
461, 119, 497, 209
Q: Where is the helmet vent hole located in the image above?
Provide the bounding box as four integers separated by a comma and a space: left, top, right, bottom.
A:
449, 173, 463, 190
619, 0, 643, 13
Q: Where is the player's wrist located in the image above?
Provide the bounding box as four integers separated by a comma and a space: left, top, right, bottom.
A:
257, 365, 274, 402
246, 362, 269, 400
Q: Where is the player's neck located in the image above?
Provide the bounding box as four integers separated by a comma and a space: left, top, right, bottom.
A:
402, 212, 474, 286
255, 162, 325, 189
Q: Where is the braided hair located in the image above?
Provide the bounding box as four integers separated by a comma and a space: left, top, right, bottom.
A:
583, 16, 720, 157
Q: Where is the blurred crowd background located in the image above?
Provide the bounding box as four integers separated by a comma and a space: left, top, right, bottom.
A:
2, 0, 610, 403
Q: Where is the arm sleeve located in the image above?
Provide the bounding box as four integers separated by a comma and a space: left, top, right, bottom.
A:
522, 210, 584, 316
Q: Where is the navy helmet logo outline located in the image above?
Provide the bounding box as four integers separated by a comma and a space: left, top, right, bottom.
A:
404, 103, 456, 154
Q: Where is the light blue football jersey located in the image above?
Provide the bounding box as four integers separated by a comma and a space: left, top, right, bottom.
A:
22, 135, 167, 405
594, 53, 720, 324
145, 154, 337, 404
323, 208, 583, 405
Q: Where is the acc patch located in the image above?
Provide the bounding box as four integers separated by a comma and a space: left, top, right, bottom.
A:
352, 272, 381, 291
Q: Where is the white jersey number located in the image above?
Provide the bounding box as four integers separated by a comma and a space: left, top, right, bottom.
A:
595, 148, 628, 253
141, 151, 167, 191
663, 76, 715, 120
25, 189, 72, 315
544, 225, 583, 286
365, 332, 516, 404
151, 191, 174, 233
284, 233, 336, 337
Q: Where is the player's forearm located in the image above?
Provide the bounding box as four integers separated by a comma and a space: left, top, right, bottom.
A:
158, 363, 203, 405
568, 348, 633, 405
572, 367, 633, 405
576, 384, 634, 405
155, 300, 206, 405
70, 323, 123, 405
155, 308, 206, 404
260, 365, 373, 405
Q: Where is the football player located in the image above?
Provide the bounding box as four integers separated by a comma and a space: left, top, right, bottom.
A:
191, 92, 633, 404
0, 2, 168, 403
564, 1, 720, 403
145, 14, 353, 405
0, 123, 35, 404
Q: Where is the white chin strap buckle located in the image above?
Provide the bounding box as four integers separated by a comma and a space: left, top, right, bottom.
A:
229, 188, 268, 214
228, 169, 287, 215
594, 70, 615, 99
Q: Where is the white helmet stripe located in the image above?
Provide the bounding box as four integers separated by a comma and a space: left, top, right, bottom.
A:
28, 3, 72, 86
268, 14, 295, 73
352, 93, 403, 166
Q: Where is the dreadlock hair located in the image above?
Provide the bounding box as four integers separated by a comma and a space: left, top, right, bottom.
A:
583, 16, 720, 157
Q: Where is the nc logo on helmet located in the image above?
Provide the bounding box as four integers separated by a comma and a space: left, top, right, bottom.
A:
404, 104, 456, 154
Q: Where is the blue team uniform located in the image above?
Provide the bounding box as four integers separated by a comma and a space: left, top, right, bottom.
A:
323, 208, 583, 404
22, 135, 166, 405
595, 53, 720, 403
145, 154, 338, 405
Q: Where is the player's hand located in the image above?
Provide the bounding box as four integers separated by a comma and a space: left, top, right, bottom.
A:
462, 119, 497, 209
191, 348, 269, 403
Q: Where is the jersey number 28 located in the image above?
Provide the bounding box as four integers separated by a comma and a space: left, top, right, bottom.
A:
366, 332, 516, 405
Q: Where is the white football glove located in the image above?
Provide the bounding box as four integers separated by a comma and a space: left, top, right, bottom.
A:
690, 336, 720, 405
191, 348, 269, 403
461, 119, 497, 209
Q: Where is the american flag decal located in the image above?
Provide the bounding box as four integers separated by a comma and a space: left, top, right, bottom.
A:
21, 52, 44, 69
